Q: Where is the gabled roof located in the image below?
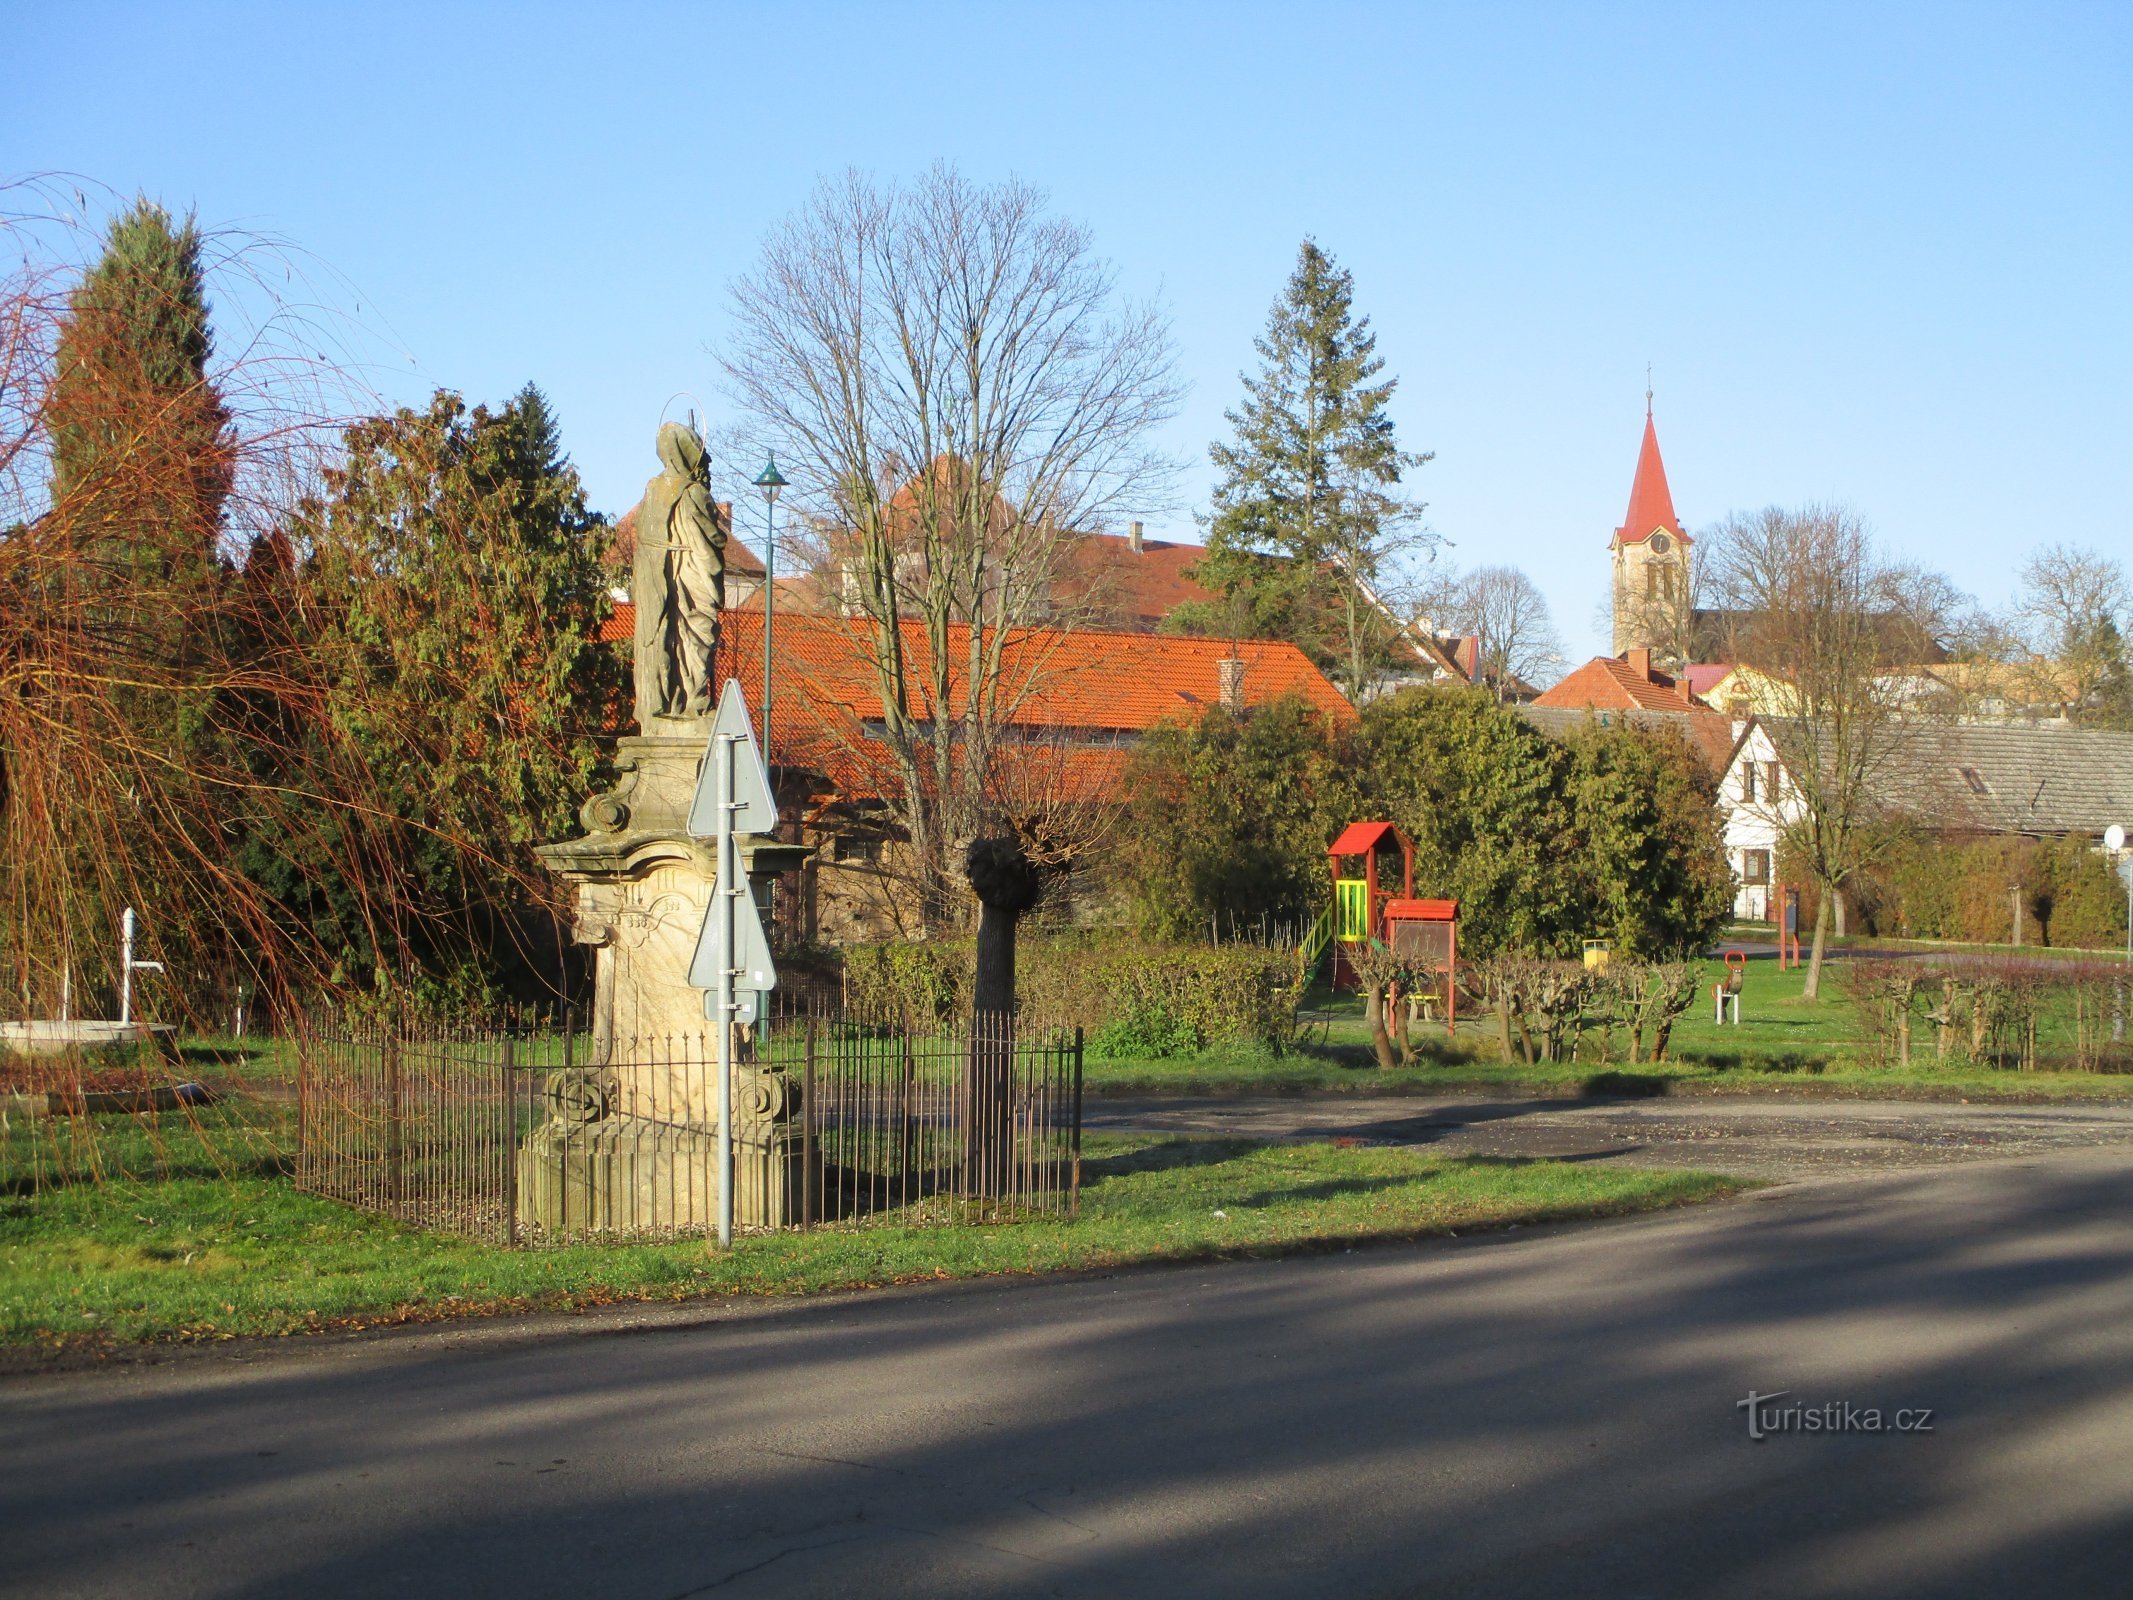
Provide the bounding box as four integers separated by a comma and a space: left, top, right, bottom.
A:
1747, 717, 2133, 836
1049, 531, 1218, 630
1533, 654, 1711, 713
1520, 704, 1738, 776
600, 605, 1351, 801
1682, 663, 1734, 698
1329, 820, 1403, 857
1614, 409, 1686, 548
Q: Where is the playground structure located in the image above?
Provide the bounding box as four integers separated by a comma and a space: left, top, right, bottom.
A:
1301, 822, 1459, 1031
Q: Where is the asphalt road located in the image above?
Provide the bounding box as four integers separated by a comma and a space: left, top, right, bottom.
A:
1087, 1091, 2133, 1179
9, 1143, 2133, 1598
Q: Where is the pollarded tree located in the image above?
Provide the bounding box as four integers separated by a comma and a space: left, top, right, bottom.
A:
1196, 240, 1433, 699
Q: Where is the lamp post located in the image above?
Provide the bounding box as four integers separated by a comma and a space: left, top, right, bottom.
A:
2105, 825, 2131, 1043
752, 453, 789, 774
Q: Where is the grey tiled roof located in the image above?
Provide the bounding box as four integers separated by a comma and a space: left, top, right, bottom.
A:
1519, 704, 1738, 774
1763, 719, 2133, 837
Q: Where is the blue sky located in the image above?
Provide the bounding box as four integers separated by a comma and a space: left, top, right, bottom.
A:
9, 2, 2128, 662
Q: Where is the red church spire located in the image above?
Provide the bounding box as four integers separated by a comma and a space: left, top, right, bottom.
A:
1614, 404, 1685, 548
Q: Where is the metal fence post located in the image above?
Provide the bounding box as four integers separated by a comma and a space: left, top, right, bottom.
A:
1071, 1024, 1083, 1217
803, 1014, 818, 1230
384, 1029, 404, 1212
501, 1036, 518, 1247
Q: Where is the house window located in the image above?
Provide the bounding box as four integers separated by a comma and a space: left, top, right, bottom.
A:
832, 835, 883, 864
1743, 849, 1771, 886
1740, 765, 1758, 803
1762, 761, 1781, 798
1957, 765, 1990, 796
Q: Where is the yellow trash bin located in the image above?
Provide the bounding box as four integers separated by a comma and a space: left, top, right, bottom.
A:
1582, 939, 1612, 972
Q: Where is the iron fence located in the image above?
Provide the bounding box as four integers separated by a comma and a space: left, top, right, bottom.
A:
295, 1007, 1081, 1245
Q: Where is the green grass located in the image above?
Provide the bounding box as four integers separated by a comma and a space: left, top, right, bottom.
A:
0, 1100, 1736, 1348
1084, 956, 2133, 1100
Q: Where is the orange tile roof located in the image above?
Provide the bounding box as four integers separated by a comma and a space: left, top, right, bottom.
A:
1049, 532, 1218, 629
602, 604, 1351, 802
609, 501, 766, 578
1533, 654, 1710, 714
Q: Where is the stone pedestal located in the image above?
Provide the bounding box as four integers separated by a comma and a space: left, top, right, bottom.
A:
517, 1070, 816, 1234
522, 730, 814, 1234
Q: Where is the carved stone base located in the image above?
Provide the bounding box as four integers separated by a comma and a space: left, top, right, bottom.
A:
516, 1113, 818, 1235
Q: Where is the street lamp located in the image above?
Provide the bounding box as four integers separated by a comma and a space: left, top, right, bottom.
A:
2108, 825, 2130, 1044
752, 452, 789, 773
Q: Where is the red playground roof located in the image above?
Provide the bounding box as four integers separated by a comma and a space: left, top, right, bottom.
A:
1386, 898, 1458, 921
1329, 820, 1403, 857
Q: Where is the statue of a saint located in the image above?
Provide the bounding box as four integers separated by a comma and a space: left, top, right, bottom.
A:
634, 422, 725, 728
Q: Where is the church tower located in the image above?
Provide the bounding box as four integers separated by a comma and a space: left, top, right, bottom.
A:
1608, 400, 1691, 662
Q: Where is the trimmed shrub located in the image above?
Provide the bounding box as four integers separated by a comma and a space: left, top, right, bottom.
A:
2039, 837, 2131, 951
840, 940, 971, 1024
1783, 834, 2126, 951
835, 935, 1303, 1054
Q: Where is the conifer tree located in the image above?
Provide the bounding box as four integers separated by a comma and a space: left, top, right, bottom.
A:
1192, 241, 1432, 698
47, 197, 234, 583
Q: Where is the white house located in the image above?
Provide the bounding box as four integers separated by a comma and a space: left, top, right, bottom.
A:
1715, 716, 2133, 922
1716, 720, 1798, 921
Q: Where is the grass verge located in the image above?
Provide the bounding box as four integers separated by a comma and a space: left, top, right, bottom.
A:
1086, 955, 2133, 1100
0, 1103, 1737, 1349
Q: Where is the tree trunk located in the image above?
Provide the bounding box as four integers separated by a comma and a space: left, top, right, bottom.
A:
1369, 985, 1398, 1071
973, 894, 1017, 1019
1832, 890, 1848, 939
1803, 889, 1834, 1000
962, 835, 1042, 1199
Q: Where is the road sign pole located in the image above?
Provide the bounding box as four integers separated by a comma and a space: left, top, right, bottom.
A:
685, 680, 782, 1250
716, 729, 736, 1250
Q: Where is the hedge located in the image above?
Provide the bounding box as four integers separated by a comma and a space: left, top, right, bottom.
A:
837, 935, 1302, 1056
1783, 834, 2130, 949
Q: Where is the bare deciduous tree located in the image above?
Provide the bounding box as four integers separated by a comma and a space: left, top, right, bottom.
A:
1708, 505, 1958, 997
1421, 564, 1562, 699
721, 166, 1181, 924
2011, 544, 2131, 722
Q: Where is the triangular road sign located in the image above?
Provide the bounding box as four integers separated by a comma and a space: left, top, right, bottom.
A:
687, 863, 779, 995
686, 680, 777, 838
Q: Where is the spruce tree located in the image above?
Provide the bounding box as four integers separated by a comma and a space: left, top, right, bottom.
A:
1193, 240, 1431, 698
48, 197, 234, 579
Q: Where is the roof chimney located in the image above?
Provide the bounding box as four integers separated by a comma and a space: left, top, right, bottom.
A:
1129, 519, 1144, 554
1627, 646, 1654, 681
1217, 656, 1247, 712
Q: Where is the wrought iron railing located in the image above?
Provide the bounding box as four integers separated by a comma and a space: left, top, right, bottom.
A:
296, 1006, 1082, 1245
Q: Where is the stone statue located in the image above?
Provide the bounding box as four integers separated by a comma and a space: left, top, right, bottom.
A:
634, 422, 725, 728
